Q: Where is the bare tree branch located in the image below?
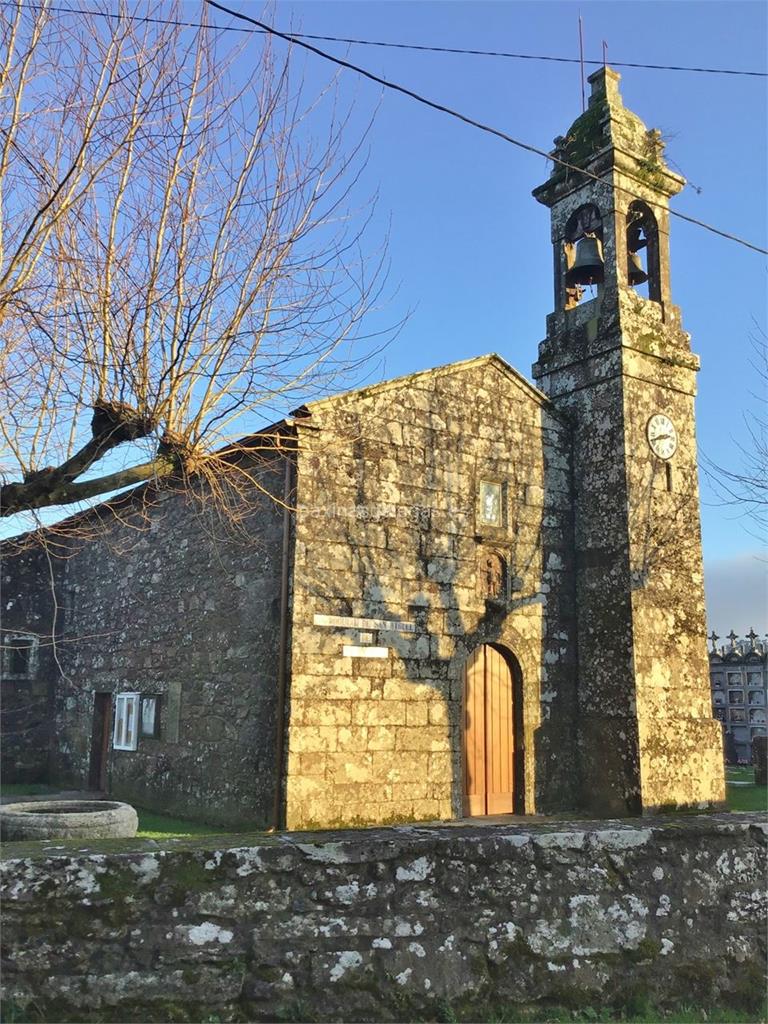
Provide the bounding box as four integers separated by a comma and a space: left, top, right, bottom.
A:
0, 0, 391, 526
701, 322, 768, 538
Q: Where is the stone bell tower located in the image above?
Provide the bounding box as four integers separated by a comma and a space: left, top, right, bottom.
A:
532, 67, 725, 815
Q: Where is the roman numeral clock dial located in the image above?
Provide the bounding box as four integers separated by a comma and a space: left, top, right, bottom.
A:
646, 413, 678, 460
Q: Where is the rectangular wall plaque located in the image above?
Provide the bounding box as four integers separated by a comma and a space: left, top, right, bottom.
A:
314, 614, 415, 633
342, 645, 389, 659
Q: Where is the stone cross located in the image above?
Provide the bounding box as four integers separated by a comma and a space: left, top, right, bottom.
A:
708, 630, 719, 651
746, 628, 758, 648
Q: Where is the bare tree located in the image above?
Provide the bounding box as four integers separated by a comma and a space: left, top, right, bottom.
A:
0, 0, 387, 524
702, 323, 768, 538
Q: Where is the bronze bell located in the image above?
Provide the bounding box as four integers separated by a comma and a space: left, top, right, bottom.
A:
628, 250, 648, 285
627, 224, 647, 251
566, 235, 604, 287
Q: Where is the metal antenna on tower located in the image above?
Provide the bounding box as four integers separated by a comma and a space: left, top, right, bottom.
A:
578, 15, 586, 112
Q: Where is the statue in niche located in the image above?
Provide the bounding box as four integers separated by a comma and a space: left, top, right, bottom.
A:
480, 551, 507, 602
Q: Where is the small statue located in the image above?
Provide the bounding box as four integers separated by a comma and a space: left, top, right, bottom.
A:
481, 552, 506, 601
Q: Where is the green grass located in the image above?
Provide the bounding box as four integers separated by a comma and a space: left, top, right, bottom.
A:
725, 766, 768, 813
4, 1002, 762, 1024
726, 766, 757, 783
0, 783, 56, 797
475, 1008, 763, 1023
135, 808, 256, 839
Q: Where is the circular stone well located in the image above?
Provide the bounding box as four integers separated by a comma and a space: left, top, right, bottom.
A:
0, 800, 138, 841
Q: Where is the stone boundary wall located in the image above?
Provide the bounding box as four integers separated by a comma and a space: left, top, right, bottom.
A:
2, 815, 766, 1022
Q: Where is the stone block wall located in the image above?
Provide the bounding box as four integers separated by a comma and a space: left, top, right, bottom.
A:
1, 459, 288, 828
286, 355, 577, 829
1, 541, 56, 782
2, 815, 765, 1022
534, 290, 724, 814
621, 320, 724, 809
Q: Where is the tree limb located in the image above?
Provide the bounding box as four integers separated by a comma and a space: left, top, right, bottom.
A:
1, 455, 176, 517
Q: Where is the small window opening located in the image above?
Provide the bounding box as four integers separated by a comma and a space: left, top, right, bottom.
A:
563, 204, 603, 309
1, 634, 38, 678
141, 695, 162, 738
8, 639, 29, 675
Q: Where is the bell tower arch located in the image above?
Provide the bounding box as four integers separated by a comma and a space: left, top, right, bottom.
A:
532, 67, 725, 815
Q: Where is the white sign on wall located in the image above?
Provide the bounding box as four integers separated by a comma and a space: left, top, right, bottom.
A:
313, 614, 415, 633
342, 645, 390, 659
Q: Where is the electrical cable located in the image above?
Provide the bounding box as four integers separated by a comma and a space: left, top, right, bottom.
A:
4, 0, 766, 254
3, 0, 767, 78
204, 0, 768, 257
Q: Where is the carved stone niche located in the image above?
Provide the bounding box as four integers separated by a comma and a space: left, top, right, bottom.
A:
478, 550, 507, 603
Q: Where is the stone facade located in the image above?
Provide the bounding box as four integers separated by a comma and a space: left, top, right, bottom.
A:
2, 816, 765, 1022
286, 356, 575, 829
2, 459, 287, 828
1, 542, 56, 782
1, 66, 725, 828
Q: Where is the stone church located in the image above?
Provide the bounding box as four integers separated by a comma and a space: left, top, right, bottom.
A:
1, 68, 725, 830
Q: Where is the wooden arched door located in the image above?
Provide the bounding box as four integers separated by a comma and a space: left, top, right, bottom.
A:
462, 644, 517, 815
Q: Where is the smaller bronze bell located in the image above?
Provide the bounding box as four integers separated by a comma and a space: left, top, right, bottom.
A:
565, 235, 604, 287
627, 224, 647, 251
628, 250, 648, 285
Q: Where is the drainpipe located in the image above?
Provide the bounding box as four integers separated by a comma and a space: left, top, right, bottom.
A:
271, 447, 294, 831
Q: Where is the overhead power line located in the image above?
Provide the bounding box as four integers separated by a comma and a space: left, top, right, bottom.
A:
241, 31, 767, 80
5, 1, 767, 78
5, 0, 766, 254
204, 0, 768, 257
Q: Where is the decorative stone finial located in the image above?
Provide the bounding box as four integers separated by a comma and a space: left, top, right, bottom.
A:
708, 630, 720, 652
532, 63, 684, 211
587, 66, 623, 109
746, 627, 759, 648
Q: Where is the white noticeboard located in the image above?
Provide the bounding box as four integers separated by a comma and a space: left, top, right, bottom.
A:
342, 645, 389, 659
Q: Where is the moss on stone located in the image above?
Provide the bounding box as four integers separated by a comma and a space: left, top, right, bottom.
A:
631, 937, 662, 961
549, 102, 608, 183
727, 959, 767, 1015
633, 158, 667, 192
157, 856, 221, 906
97, 864, 141, 901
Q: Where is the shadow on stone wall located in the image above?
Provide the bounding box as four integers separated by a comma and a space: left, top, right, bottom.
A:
292, 404, 578, 822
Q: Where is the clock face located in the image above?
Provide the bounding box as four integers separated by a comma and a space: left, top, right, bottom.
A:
646, 413, 678, 460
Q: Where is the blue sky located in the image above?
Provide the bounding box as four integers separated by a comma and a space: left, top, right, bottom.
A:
5, 1, 767, 630
265, 0, 766, 630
